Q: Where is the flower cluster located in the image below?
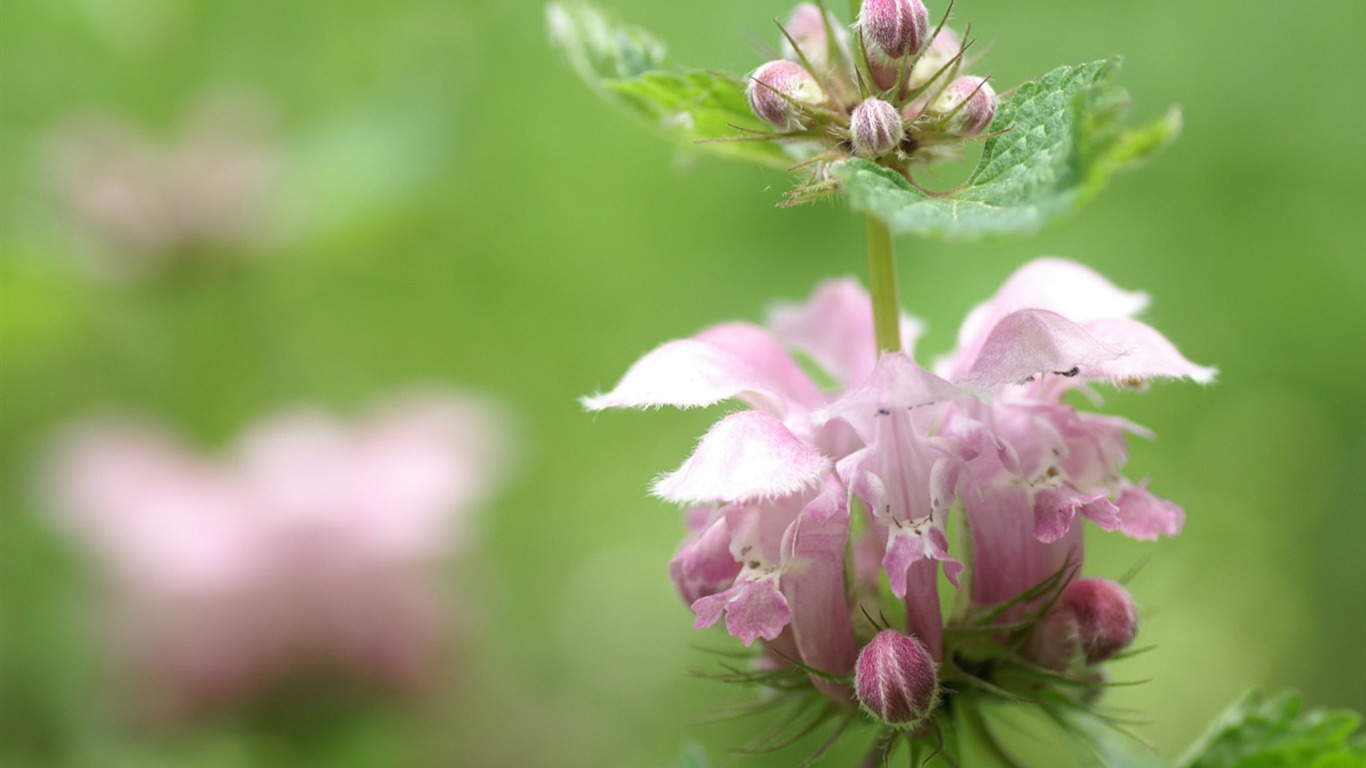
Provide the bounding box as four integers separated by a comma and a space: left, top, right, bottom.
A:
45, 392, 506, 722
584, 259, 1212, 735
742, 1, 998, 203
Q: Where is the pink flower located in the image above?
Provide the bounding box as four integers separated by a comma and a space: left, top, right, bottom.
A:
585, 258, 1212, 711
587, 281, 922, 690
44, 391, 506, 721
936, 258, 1215, 609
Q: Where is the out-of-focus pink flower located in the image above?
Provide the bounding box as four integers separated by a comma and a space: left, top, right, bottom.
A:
585, 258, 1212, 713
47, 92, 276, 274
45, 392, 506, 721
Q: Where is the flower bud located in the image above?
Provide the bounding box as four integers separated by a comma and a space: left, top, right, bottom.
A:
746, 60, 827, 131
857, 0, 930, 61
1059, 578, 1138, 664
930, 76, 997, 136
849, 97, 905, 158
908, 27, 962, 89
854, 629, 938, 728
780, 4, 846, 71
1023, 606, 1081, 671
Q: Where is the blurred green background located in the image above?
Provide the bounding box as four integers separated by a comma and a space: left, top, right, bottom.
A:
2, 0, 1363, 766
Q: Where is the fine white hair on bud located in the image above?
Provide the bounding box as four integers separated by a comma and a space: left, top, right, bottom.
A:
850, 97, 905, 158
931, 75, 998, 136
746, 60, 827, 131
1060, 578, 1139, 664
781, 3, 845, 70
854, 629, 939, 729
857, 0, 930, 62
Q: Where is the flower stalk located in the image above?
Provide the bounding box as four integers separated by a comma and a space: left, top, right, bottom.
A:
864, 213, 902, 355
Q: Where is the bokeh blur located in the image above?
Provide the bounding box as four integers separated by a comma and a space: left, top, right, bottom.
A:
2, 0, 1363, 766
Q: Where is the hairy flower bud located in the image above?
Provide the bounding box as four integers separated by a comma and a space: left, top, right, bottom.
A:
746, 60, 827, 131
854, 630, 938, 728
857, 0, 930, 61
931, 76, 998, 136
908, 27, 962, 88
850, 97, 905, 158
780, 4, 846, 71
1060, 578, 1139, 664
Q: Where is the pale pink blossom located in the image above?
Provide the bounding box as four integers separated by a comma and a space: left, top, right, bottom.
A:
45, 392, 506, 721
586, 258, 1211, 709
937, 258, 1215, 609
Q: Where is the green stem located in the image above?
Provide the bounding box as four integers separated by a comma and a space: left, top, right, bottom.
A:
865, 213, 902, 355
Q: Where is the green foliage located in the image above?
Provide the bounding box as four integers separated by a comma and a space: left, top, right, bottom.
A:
1177, 691, 1366, 768
838, 60, 1181, 240
546, 1, 791, 169
662, 743, 710, 768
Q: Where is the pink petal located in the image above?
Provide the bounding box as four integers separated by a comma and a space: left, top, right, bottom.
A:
963, 309, 1126, 389
691, 575, 792, 646
652, 411, 830, 504
581, 338, 788, 414
769, 278, 924, 387
943, 258, 1149, 378
695, 322, 825, 410
669, 507, 742, 605
1033, 486, 1119, 543
1082, 318, 1218, 384
883, 526, 962, 598
818, 352, 964, 437
781, 484, 858, 686
1115, 484, 1186, 539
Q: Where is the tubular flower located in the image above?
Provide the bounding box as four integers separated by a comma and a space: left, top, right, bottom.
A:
584, 258, 1212, 720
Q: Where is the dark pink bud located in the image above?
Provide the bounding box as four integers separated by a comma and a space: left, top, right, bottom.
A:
857, 0, 930, 61
1059, 578, 1138, 664
931, 76, 998, 136
854, 630, 938, 728
1024, 607, 1081, 671
850, 97, 905, 158
746, 60, 827, 131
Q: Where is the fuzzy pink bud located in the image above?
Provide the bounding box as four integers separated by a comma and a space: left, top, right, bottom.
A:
857, 0, 930, 61
854, 630, 939, 728
1059, 578, 1139, 664
850, 97, 905, 158
780, 4, 845, 70
931, 76, 998, 136
746, 60, 827, 131
908, 28, 962, 88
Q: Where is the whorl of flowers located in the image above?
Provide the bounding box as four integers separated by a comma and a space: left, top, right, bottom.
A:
739, 1, 1000, 205
584, 259, 1213, 749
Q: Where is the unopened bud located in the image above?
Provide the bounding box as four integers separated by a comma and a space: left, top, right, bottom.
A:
746, 60, 827, 131
854, 630, 938, 728
1024, 606, 1081, 671
908, 27, 962, 88
931, 76, 997, 136
857, 0, 930, 61
1060, 578, 1138, 664
780, 4, 845, 71
850, 97, 905, 158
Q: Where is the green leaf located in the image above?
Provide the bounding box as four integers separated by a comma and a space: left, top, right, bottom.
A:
1176, 691, 1365, 768
546, 2, 792, 169
837, 59, 1181, 240
1048, 704, 1166, 768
